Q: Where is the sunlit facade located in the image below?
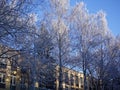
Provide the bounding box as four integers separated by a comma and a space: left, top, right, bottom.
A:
55, 66, 84, 90
0, 58, 21, 90
0, 45, 21, 90
0, 45, 88, 90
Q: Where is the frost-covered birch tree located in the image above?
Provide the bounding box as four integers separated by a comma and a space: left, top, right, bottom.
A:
46, 0, 71, 90
70, 2, 111, 90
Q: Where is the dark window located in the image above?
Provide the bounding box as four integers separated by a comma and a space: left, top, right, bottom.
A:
80, 77, 83, 88
11, 76, 16, 86
71, 87, 74, 90
65, 72, 69, 85
0, 73, 6, 88
0, 63, 7, 68
0, 73, 5, 83
65, 86, 69, 90
75, 75, 79, 86
70, 74, 74, 86
80, 77, 83, 85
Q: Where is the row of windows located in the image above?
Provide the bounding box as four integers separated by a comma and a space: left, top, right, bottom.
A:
0, 73, 16, 87
64, 72, 83, 86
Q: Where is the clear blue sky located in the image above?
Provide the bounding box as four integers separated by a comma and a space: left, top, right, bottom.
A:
71, 0, 120, 36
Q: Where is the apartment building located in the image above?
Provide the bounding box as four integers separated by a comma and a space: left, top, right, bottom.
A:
0, 44, 88, 90
0, 45, 21, 90
55, 66, 84, 90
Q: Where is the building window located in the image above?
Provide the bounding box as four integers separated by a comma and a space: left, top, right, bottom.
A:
71, 87, 74, 90
80, 77, 83, 87
70, 74, 74, 86
65, 86, 69, 90
11, 75, 16, 86
0, 62, 7, 68
65, 72, 69, 85
0, 73, 5, 83
75, 75, 79, 87
0, 73, 6, 88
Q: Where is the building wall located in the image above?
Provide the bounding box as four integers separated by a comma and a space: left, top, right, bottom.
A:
0, 45, 90, 90
55, 66, 84, 90
0, 61, 21, 90
0, 63, 87, 90
0, 45, 22, 90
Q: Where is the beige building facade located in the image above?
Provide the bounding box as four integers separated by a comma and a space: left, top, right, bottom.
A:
55, 66, 84, 90
0, 45, 91, 90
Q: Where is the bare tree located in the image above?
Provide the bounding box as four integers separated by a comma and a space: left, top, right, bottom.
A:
46, 0, 71, 89
70, 2, 111, 90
